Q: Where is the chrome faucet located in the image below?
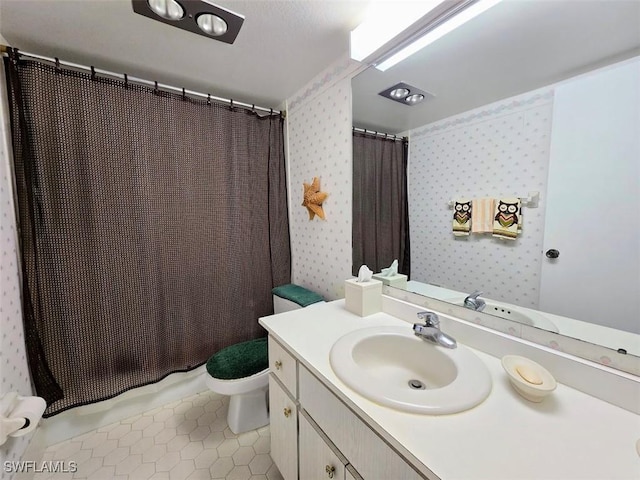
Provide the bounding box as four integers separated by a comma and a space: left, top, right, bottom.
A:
413, 311, 457, 349
464, 291, 486, 312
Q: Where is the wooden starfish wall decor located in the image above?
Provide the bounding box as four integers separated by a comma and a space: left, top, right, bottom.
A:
302, 177, 328, 220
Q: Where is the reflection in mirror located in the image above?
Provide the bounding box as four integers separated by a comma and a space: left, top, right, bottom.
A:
351, 0, 640, 364
351, 129, 409, 277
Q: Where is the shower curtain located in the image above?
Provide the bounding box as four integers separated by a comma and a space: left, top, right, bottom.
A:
4, 52, 291, 416
352, 131, 410, 277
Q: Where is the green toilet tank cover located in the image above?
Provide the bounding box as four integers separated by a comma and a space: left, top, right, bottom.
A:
206, 337, 268, 380
272, 283, 324, 307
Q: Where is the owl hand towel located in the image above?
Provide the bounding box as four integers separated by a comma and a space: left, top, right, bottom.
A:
493, 197, 522, 240
453, 199, 472, 236
471, 198, 496, 233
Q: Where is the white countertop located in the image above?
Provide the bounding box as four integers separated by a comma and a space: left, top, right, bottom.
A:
259, 300, 640, 480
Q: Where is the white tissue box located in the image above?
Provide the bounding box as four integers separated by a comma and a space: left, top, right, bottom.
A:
372, 273, 408, 289
344, 278, 382, 317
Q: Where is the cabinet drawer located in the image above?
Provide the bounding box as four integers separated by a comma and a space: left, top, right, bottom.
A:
299, 412, 346, 480
269, 374, 298, 480
268, 336, 297, 395
299, 366, 427, 480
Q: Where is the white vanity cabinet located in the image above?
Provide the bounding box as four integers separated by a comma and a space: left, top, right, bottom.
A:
268, 337, 299, 480
267, 335, 427, 480
299, 412, 347, 480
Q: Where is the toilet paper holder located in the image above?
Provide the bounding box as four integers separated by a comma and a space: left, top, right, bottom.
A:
0, 392, 47, 446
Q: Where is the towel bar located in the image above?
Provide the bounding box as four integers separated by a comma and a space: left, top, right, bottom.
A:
447, 191, 539, 208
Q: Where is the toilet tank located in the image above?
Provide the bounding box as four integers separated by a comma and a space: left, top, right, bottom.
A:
273, 295, 303, 314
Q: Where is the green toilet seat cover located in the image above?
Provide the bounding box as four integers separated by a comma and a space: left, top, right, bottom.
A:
206, 337, 269, 380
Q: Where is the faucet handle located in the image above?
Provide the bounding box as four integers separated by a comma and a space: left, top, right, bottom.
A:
464, 291, 486, 311
416, 311, 439, 328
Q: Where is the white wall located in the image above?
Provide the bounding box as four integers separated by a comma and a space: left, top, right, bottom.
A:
408, 89, 554, 309
285, 55, 364, 301
0, 34, 35, 477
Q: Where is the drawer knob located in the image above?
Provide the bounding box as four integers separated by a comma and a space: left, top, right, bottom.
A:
274, 360, 283, 370
325, 465, 335, 478
283, 407, 291, 418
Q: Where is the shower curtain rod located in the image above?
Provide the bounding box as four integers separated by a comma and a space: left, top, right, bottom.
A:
352, 126, 407, 141
0, 45, 282, 116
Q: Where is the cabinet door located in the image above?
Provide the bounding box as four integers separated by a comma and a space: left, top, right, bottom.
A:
269, 374, 298, 480
299, 413, 345, 480
345, 464, 364, 480
299, 366, 426, 479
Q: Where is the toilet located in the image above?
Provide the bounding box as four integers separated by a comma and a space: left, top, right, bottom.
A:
205, 284, 323, 434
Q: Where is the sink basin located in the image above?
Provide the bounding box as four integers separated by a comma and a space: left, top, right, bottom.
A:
329, 326, 492, 414
447, 299, 559, 332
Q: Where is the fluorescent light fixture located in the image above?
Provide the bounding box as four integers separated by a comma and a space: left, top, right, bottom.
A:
376, 0, 503, 71
350, 1, 446, 62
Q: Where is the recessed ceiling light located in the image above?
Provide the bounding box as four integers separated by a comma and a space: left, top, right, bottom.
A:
405, 94, 425, 104
196, 13, 228, 36
390, 88, 410, 99
132, 0, 245, 44
147, 0, 185, 21
378, 82, 434, 106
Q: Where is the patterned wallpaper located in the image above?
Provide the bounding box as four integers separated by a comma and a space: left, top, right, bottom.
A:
408, 89, 554, 309
0, 64, 33, 477
285, 55, 364, 301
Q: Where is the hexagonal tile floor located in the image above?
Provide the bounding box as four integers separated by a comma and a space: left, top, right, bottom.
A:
33, 391, 284, 480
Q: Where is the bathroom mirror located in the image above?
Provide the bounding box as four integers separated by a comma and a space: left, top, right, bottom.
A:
352, 0, 640, 362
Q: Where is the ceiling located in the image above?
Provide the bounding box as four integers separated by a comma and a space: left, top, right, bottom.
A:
0, 0, 369, 109
2, 1, 639, 122
353, 0, 640, 134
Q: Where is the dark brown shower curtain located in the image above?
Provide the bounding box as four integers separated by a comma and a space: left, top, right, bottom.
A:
352, 131, 410, 277
4, 52, 291, 416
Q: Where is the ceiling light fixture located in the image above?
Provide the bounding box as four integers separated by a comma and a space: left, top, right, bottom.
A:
405, 94, 425, 104
375, 0, 503, 71
147, 0, 185, 20
196, 13, 228, 36
390, 87, 410, 99
132, 0, 244, 44
379, 82, 433, 106
350, 0, 447, 62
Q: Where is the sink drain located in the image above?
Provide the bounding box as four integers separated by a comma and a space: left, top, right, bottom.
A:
408, 379, 426, 390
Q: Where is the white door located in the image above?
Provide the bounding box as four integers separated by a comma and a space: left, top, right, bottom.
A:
539, 58, 640, 334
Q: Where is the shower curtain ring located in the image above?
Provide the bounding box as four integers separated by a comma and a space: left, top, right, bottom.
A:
55, 57, 60, 73
124, 74, 128, 89
9, 48, 22, 65
154, 81, 158, 95
207, 94, 211, 105
230, 99, 234, 108
90, 66, 96, 80
182, 87, 186, 101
